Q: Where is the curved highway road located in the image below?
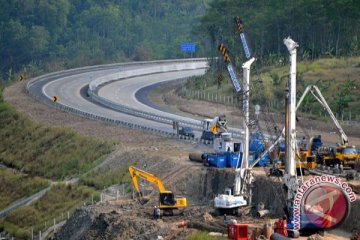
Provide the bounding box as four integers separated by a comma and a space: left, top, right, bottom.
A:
97, 69, 205, 122
28, 60, 207, 135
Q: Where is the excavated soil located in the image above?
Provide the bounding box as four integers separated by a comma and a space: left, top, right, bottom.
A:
54, 203, 197, 240
4, 81, 360, 239
156, 85, 360, 145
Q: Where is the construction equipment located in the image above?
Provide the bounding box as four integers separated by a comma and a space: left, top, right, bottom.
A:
214, 17, 281, 214
201, 116, 243, 168
282, 37, 301, 237
214, 57, 256, 214
201, 115, 227, 141
296, 135, 322, 171
296, 85, 358, 168
235, 16, 251, 59
208, 114, 228, 135
213, 53, 282, 214
218, 43, 242, 93
128, 166, 187, 214
319, 144, 359, 168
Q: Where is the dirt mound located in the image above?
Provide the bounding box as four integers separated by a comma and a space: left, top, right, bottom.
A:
54, 203, 195, 240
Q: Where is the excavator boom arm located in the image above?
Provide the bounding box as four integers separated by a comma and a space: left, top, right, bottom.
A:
297, 85, 349, 145
128, 166, 167, 193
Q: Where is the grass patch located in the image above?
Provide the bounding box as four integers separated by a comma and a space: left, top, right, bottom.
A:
186, 231, 226, 240
0, 168, 49, 210
0, 184, 99, 239
80, 166, 131, 190
0, 87, 114, 180
184, 57, 360, 120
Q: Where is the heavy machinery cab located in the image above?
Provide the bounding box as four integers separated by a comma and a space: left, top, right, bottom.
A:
128, 166, 187, 211
320, 145, 359, 167
159, 192, 176, 206
336, 145, 358, 163
338, 145, 357, 154
159, 191, 187, 210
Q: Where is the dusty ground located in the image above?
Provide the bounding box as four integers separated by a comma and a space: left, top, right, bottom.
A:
4, 81, 360, 239
153, 84, 360, 145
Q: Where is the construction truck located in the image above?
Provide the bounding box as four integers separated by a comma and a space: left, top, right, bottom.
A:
296, 85, 358, 168
319, 144, 359, 168
128, 166, 187, 215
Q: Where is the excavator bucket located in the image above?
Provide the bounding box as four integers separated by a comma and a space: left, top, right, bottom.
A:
138, 196, 150, 205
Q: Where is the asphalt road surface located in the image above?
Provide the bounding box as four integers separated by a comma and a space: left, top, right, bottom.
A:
39, 60, 207, 133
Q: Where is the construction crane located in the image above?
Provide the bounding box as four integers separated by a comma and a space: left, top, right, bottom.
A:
281, 37, 301, 237
235, 16, 251, 59
214, 16, 280, 215
218, 43, 242, 93
128, 166, 187, 215
297, 85, 359, 167
204, 114, 228, 135
215, 29, 257, 213
297, 85, 348, 145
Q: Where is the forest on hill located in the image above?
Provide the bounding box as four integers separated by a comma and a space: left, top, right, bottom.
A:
0, 0, 209, 80
199, 0, 360, 66
195, 0, 360, 119
1, 0, 360, 85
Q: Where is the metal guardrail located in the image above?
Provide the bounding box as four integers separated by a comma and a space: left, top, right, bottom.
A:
26, 59, 244, 139
88, 59, 207, 130
26, 59, 208, 139
86, 59, 244, 138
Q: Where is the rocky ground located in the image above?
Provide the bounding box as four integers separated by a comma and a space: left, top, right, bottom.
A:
4, 81, 360, 239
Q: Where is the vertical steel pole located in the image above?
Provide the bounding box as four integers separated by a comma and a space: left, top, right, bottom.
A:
284, 37, 298, 177
241, 57, 256, 169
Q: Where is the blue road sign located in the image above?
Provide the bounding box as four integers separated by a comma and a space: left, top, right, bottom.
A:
180, 43, 196, 53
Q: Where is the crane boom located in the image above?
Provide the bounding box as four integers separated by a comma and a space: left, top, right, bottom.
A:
218, 43, 242, 92
235, 16, 251, 59
296, 85, 349, 145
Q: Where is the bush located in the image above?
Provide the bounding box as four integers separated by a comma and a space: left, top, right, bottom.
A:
1, 184, 99, 238
0, 88, 113, 179
80, 166, 131, 190
0, 169, 49, 210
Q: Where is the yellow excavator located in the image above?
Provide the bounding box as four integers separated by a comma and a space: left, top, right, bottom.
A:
128, 166, 187, 215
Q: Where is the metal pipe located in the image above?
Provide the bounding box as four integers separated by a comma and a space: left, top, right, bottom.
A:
283, 37, 298, 177
241, 57, 256, 170
234, 57, 255, 196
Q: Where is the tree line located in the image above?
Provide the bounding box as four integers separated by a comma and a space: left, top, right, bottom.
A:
0, 0, 209, 80
198, 0, 360, 65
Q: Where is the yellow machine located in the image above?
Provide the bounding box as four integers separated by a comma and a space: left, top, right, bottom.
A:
320, 144, 359, 168
296, 136, 322, 170
296, 85, 359, 169
128, 166, 187, 214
